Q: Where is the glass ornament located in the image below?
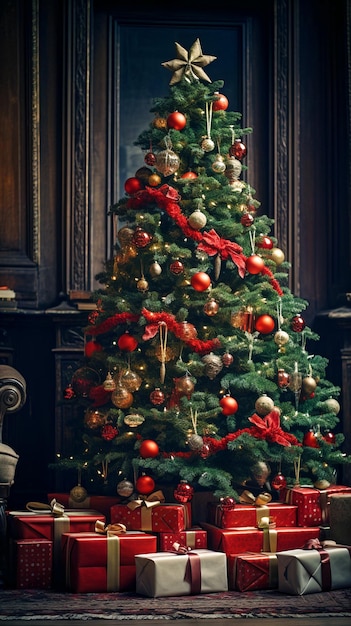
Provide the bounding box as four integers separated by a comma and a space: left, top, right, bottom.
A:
71, 367, 100, 397
170, 260, 184, 274
120, 369, 142, 392
178, 321, 197, 340
201, 137, 215, 152
202, 353, 223, 379
111, 385, 134, 409
203, 298, 219, 316
154, 149, 180, 176
117, 478, 134, 498
212, 155, 226, 173
188, 433, 204, 451
124, 413, 145, 427
220, 496, 236, 511
222, 353, 234, 367
132, 227, 152, 248
70, 485, 88, 503
271, 472, 287, 491
278, 368, 290, 388
150, 388, 165, 405
229, 138, 247, 160
84, 407, 107, 429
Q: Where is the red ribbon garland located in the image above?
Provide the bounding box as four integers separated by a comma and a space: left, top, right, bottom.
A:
248, 408, 299, 447
127, 185, 283, 294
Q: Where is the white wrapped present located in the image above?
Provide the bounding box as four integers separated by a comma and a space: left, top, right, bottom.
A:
277, 539, 351, 595
135, 548, 228, 597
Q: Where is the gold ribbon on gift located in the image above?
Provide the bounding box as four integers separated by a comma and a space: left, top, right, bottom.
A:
127, 490, 165, 531
26, 498, 65, 517
95, 520, 127, 535
239, 490, 272, 506
258, 516, 277, 552
261, 552, 279, 588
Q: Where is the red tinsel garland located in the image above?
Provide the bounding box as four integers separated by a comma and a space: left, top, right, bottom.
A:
87, 312, 139, 336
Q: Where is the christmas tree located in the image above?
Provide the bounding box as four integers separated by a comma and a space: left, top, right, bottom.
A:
55, 39, 350, 503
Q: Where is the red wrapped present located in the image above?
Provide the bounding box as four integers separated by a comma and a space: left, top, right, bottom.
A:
62, 530, 157, 592
201, 522, 320, 555
277, 539, 351, 594
228, 552, 278, 591
201, 523, 262, 555
10, 539, 52, 589
158, 527, 207, 551
47, 493, 121, 522
283, 484, 351, 526
208, 501, 297, 529
110, 495, 191, 532
135, 548, 228, 597
7, 501, 105, 586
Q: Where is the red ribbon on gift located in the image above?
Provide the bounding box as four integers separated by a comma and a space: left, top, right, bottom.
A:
172, 542, 201, 595
303, 538, 331, 591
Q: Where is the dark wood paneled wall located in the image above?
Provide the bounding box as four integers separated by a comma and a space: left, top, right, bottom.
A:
0, 0, 350, 505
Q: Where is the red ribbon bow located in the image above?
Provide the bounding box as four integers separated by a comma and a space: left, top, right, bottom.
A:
248, 408, 299, 447
197, 229, 246, 278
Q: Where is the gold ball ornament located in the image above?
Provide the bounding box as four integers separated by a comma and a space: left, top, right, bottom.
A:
135, 166, 153, 184
137, 277, 149, 292
314, 479, 331, 490
203, 298, 219, 316
188, 209, 207, 230
201, 137, 215, 152
225, 157, 242, 183
324, 398, 341, 415
302, 376, 317, 394
111, 386, 134, 409
148, 173, 162, 187
212, 155, 226, 173
270, 247, 285, 265
153, 116, 167, 129
175, 375, 195, 395
255, 395, 275, 416
274, 329, 290, 347
70, 485, 88, 503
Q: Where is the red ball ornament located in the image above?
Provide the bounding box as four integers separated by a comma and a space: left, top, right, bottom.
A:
191, 271, 211, 291
241, 212, 254, 227
220, 496, 236, 511
132, 227, 152, 248
170, 260, 184, 274
229, 138, 247, 160
303, 430, 320, 448
135, 474, 155, 495
150, 388, 165, 405
139, 439, 160, 459
173, 480, 194, 503
124, 177, 143, 195
84, 340, 103, 358
222, 353, 234, 367
212, 93, 229, 111
271, 472, 287, 491
178, 322, 198, 340
117, 333, 138, 352
167, 111, 187, 130
257, 236, 274, 250
255, 314, 275, 334
246, 254, 265, 274
323, 431, 336, 444
291, 315, 306, 332
181, 171, 198, 179
144, 152, 156, 166
219, 395, 239, 415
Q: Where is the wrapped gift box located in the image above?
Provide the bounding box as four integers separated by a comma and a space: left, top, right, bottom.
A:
135, 549, 228, 597
47, 493, 121, 522
9, 539, 52, 589
283, 485, 351, 526
201, 522, 320, 555
228, 552, 278, 591
277, 544, 351, 594
208, 502, 297, 529
158, 527, 207, 551
329, 493, 351, 544
62, 531, 157, 592
7, 509, 105, 586
110, 502, 191, 533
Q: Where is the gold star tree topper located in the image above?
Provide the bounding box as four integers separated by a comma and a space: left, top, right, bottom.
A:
162, 38, 217, 85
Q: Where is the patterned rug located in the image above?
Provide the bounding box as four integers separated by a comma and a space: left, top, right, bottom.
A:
1, 588, 351, 620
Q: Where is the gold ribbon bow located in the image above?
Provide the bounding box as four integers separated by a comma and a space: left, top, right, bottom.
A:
239, 490, 272, 506
26, 498, 65, 517
127, 490, 165, 511
95, 520, 127, 535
